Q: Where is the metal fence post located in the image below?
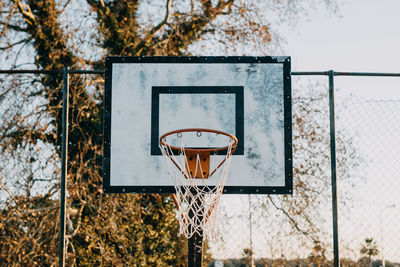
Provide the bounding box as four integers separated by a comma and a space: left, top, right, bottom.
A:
328, 70, 340, 267
59, 67, 69, 267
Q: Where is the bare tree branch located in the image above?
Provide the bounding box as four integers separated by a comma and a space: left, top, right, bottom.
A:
136, 0, 172, 55
268, 195, 319, 244
13, 0, 36, 26
0, 37, 31, 50
151, 0, 172, 36
0, 177, 23, 215
0, 20, 27, 32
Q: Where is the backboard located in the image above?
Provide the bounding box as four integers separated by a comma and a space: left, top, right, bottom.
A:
103, 56, 292, 194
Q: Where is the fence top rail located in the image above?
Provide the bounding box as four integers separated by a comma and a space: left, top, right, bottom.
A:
292, 71, 400, 77
0, 69, 105, 74
1, 69, 400, 77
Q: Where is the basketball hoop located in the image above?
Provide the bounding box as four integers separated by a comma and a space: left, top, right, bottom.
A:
159, 128, 237, 240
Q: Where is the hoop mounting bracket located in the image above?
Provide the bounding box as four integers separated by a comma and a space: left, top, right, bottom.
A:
185, 151, 210, 178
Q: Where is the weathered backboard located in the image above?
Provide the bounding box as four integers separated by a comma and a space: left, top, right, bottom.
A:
103, 57, 292, 194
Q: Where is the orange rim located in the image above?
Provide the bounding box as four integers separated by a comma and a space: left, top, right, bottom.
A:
159, 128, 238, 154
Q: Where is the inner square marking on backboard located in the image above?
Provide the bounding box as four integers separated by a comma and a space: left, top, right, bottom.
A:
151, 86, 244, 155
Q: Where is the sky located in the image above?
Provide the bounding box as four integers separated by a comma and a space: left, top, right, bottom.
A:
285, 0, 400, 73
284, 0, 400, 99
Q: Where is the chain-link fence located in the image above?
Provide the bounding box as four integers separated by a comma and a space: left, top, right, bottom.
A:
1, 70, 399, 266
335, 87, 400, 266
209, 75, 400, 266
0, 72, 62, 264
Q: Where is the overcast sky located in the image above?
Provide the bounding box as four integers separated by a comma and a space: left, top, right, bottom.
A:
282, 0, 400, 99
284, 0, 400, 73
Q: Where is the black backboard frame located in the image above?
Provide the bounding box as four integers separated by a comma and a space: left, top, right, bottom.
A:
103, 56, 292, 194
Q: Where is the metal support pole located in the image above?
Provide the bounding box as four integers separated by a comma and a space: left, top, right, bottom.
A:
248, 194, 255, 267
188, 195, 203, 267
328, 70, 340, 267
380, 204, 396, 267
380, 210, 385, 267
188, 231, 203, 267
59, 67, 69, 267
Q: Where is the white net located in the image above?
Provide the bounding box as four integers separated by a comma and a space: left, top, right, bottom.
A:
160, 129, 236, 240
